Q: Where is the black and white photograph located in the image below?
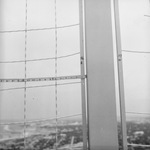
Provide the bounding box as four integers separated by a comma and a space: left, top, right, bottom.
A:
0, 0, 150, 150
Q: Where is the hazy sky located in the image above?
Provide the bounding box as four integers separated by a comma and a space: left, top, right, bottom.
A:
0, 0, 81, 121
119, 0, 150, 114
0, 0, 150, 122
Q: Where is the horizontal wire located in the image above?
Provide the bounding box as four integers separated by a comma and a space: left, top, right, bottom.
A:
0, 81, 81, 91
126, 111, 150, 116
0, 52, 80, 64
122, 49, 150, 54
128, 143, 150, 148
144, 15, 150, 17
0, 24, 79, 33
0, 75, 86, 83
0, 114, 82, 125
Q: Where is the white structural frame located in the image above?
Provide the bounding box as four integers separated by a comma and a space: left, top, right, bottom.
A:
79, 0, 88, 150
84, 0, 120, 149
113, 0, 128, 150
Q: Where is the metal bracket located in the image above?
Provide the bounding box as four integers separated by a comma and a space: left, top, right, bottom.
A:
81, 56, 84, 64
118, 54, 122, 61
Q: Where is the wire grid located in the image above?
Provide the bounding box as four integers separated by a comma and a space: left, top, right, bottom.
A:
0, 24, 79, 33
122, 49, 150, 54
0, 52, 80, 64
0, 0, 86, 149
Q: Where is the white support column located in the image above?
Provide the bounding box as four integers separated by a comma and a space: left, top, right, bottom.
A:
84, 0, 119, 150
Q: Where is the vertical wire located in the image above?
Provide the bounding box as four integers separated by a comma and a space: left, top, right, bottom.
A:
24, 0, 28, 149
54, 0, 58, 149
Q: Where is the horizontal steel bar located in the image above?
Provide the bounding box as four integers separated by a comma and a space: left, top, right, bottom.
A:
0, 75, 87, 83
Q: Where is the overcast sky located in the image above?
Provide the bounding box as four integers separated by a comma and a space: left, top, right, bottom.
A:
0, 0, 81, 121
0, 0, 150, 122
119, 0, 150, 115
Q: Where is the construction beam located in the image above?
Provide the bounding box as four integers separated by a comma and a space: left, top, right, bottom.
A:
84, 0, 119, 149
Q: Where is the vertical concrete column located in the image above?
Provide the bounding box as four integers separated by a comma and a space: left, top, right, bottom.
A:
84, 0, 119, 149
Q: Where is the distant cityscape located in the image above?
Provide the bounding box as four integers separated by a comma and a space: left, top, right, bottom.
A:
1, 117, 150, 150
0, 119, 83, 150
118, 116, 150, 150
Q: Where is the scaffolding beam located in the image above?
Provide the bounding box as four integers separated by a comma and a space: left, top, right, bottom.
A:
84, 0, 119, 149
